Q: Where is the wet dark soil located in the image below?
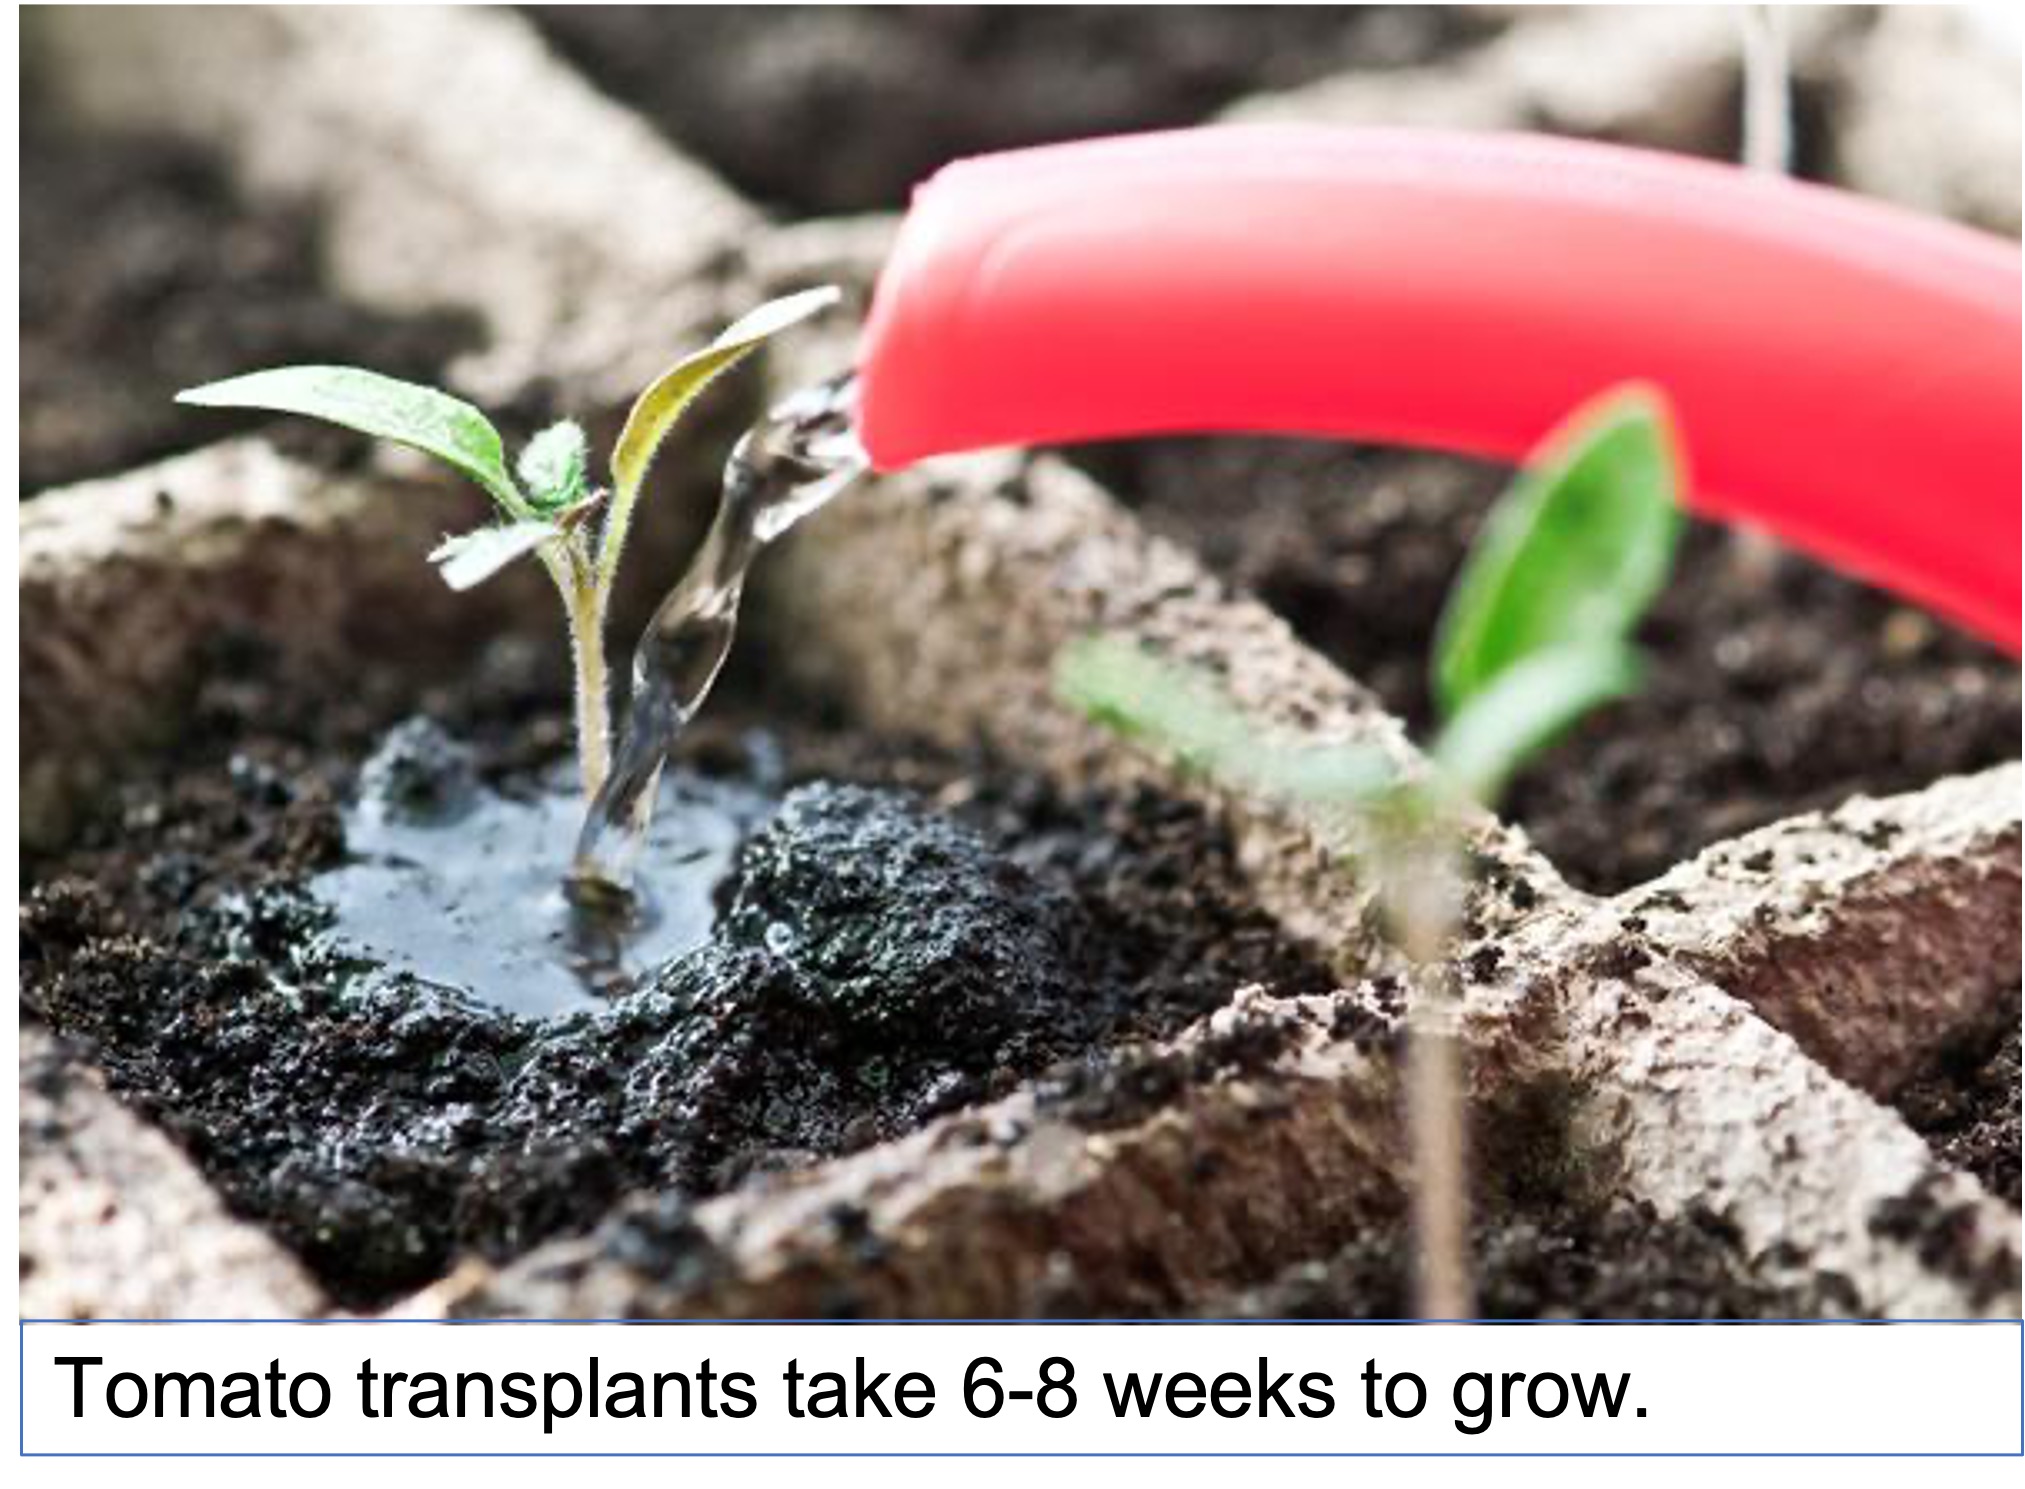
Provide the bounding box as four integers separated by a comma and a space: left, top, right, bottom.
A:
1894, 986, 2021, 1207
20, 637, 1333, 1307
21, 120, 477, 492
526, 5, 1505, 214
1076, 438, 2023, 893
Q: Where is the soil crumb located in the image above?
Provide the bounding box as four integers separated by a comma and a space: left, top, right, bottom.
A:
22, 122, 476, 492
526, 6, 1504, 214
1078, 437, 2022, 892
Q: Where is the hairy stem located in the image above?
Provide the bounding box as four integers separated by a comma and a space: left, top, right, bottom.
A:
538, 541, 612, 803
593, 478, 639, 605
567, 586, 612, 802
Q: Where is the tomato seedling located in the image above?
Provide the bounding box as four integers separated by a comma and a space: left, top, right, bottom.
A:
178, 287, 840, 804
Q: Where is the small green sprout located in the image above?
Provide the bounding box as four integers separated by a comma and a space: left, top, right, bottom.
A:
1056, 383, 1682, 815
178, 287, 840, 802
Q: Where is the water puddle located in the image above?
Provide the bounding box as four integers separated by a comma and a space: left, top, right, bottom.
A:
315, 720, 775, 1018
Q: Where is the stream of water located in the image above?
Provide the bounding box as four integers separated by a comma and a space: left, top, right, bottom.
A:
571, 372, 867, 894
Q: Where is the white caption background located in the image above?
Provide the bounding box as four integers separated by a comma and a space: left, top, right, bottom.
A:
19, 1321, 2021, 1456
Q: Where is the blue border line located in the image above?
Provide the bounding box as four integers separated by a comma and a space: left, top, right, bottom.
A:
19, 1317, 2023, 1458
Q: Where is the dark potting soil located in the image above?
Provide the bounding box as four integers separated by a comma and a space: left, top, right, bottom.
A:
20, 638, 1333, 1307
1893, 985, 2022, 1208
1075, 438, 2024, 894
525, 5, 1505, 214
21, 120, 478, 493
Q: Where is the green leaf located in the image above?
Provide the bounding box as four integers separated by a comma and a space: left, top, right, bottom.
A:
1055, 635, 1393, 806
1430, 639, 1641, 803
428, 521, 560, 592
517, 421, 589, 514
599, 286, 841, 592
177, 366, 523, 514
1432, 385, 1682, 718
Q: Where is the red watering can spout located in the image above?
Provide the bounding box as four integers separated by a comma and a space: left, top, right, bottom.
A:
856, 126, 2022, 653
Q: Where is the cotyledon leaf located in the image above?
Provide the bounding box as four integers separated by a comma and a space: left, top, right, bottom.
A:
1431, 384, 1682, 718
1055, 634, 1252, 777
1055, 634, 1394, 806
429, 521, 562, 592
598, 286, 842, 590
177, 366, 525, 515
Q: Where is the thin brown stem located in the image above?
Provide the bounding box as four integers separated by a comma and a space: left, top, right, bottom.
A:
1384, 826, 1474, 1322
1408, 1004, 1473, 1320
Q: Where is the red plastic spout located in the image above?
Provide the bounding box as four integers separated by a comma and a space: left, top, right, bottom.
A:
857, 127, 2022, 652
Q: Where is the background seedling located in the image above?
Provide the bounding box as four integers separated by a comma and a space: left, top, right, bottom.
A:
178, 287, 840, 805
1057, 384, 1683, 1317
